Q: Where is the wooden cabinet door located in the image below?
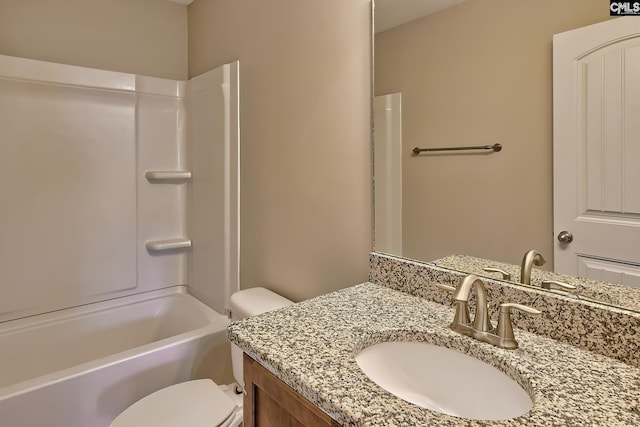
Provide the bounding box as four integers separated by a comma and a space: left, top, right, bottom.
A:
243, 354, 341, 427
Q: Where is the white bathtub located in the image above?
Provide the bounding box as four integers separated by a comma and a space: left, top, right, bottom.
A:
0, 286, 230, 427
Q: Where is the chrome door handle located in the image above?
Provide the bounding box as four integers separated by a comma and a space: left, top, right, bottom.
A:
557, 231, 573, 243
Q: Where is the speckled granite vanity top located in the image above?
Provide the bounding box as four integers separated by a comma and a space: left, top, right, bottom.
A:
228, 283, 640, 426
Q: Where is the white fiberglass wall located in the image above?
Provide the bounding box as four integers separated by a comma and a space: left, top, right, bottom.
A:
0, 55, 238, 322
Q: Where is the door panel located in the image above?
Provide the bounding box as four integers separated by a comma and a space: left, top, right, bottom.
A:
554, 17, 640, 283
577, 256, 640, 288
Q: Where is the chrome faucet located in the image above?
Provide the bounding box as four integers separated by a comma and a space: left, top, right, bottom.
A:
439, 275, 541, 349
520, 250, 546, 285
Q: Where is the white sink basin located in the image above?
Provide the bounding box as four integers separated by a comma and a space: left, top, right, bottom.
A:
355, 341, 532, 421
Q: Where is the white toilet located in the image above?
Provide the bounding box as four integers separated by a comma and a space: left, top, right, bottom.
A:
110, 287, 293, 427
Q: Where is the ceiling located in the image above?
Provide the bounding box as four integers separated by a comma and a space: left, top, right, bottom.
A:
165, 0, 465, 33
374, 0, 468, 33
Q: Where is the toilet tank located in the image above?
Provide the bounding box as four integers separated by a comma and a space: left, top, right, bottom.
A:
230, 287, 293, 321
229, 287, 293, 388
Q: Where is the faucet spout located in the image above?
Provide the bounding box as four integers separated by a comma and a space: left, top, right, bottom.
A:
520, 250, 546, 285
451, 275, 492, 332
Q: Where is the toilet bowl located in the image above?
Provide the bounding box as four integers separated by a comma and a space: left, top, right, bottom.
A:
109, 287, 293, 427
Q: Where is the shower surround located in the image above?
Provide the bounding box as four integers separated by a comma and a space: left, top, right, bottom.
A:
0, 54, 240, 427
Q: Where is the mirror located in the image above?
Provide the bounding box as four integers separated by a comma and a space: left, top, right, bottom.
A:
372, 0, 640, 312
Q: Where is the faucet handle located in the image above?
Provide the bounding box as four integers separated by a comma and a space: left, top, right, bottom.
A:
495, 303, 542, 349
541, 280, 576, 291
435, 283, 456, 292
482, 267, 512, 281
500, 303, 541, 315
436, 283, 471, 325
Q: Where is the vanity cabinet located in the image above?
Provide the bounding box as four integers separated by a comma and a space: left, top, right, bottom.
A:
243, 354, 341, 427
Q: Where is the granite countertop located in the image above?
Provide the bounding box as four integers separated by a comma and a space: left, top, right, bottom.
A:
228, 283, 640, 427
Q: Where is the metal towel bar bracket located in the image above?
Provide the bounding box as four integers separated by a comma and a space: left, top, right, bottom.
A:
412, 143, 502, 155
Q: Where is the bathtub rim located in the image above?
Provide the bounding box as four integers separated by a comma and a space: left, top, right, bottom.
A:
0, 285, 218, 330
0, 285, 229, 400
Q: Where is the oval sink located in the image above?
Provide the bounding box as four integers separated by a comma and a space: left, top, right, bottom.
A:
355, 341, 532, 421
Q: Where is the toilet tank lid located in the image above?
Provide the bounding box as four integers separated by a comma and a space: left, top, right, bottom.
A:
230, 287, 293, 320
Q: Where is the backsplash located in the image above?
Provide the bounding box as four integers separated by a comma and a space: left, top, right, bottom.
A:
369, 253, 640, 367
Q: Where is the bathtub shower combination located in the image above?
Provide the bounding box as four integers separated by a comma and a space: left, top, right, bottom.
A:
0, 55, 240, 427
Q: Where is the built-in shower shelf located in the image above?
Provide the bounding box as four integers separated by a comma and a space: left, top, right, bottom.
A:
145, 238, 192, 252
145, 170, 192, 183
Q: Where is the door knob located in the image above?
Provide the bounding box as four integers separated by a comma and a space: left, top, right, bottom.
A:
557, 231, 573, 243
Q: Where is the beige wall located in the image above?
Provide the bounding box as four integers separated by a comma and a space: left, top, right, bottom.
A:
375, 0, 611, 268
189, 0, 373, 301
0, 0, 188, 80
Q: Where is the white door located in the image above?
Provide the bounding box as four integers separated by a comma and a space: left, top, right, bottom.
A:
553, 17, 640, 287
